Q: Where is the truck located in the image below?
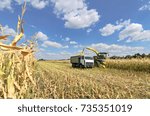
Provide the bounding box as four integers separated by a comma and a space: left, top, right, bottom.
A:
70, 55, 94, 68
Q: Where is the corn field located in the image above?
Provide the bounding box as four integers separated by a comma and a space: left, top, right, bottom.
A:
106, 59, 150, 73
0, 47, 35, 98
0, 2, 149, 99
33, 60, 150, 99
1, 53, 150, 99
0, 2, 36, 99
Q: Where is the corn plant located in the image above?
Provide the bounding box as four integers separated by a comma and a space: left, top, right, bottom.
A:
0, 2, 36, 99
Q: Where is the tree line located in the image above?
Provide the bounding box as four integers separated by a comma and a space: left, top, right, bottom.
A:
110, 53, 150, 59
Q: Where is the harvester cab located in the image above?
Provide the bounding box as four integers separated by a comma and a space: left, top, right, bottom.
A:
97, 52, 108, 59
85, 47, 108, 68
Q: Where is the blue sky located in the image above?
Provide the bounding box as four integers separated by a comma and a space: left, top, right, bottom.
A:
0, 0, 150, 59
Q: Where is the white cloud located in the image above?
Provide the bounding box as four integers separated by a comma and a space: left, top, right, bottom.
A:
0, 25, 16, 44
3, 25, 16, 36
34, 32, 69, 49
139, 1, 150, 11
30, 25, 36, 28
36, 42, 145, 59
70, 41, 77, 45
100, 24, 122, 36
60, 51, 71, 55
87, 28, 92, 33
39, 48, 45, 52
73, 44, 84, 48
14, 0, 29, 5
51, 0, 85, 14
89, 43, 144, 56
36, 50, 73, 60
99, 19, 130, 36
0, 0, 49, 10
64, 8, 100, 29
119, 23, 150, 42
0, 0, 12, 11
30, 0, 49, 9
64, 37, 70, 41
51, 0, 100, 29
63, 45, 69, 48
100, 19, 150, 42
34, 31, 48, 41
42, 40, 63, 48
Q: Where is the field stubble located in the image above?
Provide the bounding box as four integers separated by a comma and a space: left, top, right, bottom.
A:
34, 60, 150, 99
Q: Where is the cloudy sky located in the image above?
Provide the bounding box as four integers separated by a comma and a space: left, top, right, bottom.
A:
0, 0, 150, 59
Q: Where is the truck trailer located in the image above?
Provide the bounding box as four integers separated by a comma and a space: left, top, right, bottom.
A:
70, 55, 94, 68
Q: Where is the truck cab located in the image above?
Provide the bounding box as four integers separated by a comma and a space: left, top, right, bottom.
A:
70, 55, 94, 68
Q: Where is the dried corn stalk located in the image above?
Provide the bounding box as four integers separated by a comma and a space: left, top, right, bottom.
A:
0, 2, 36, 99
0, 47, 36, 99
